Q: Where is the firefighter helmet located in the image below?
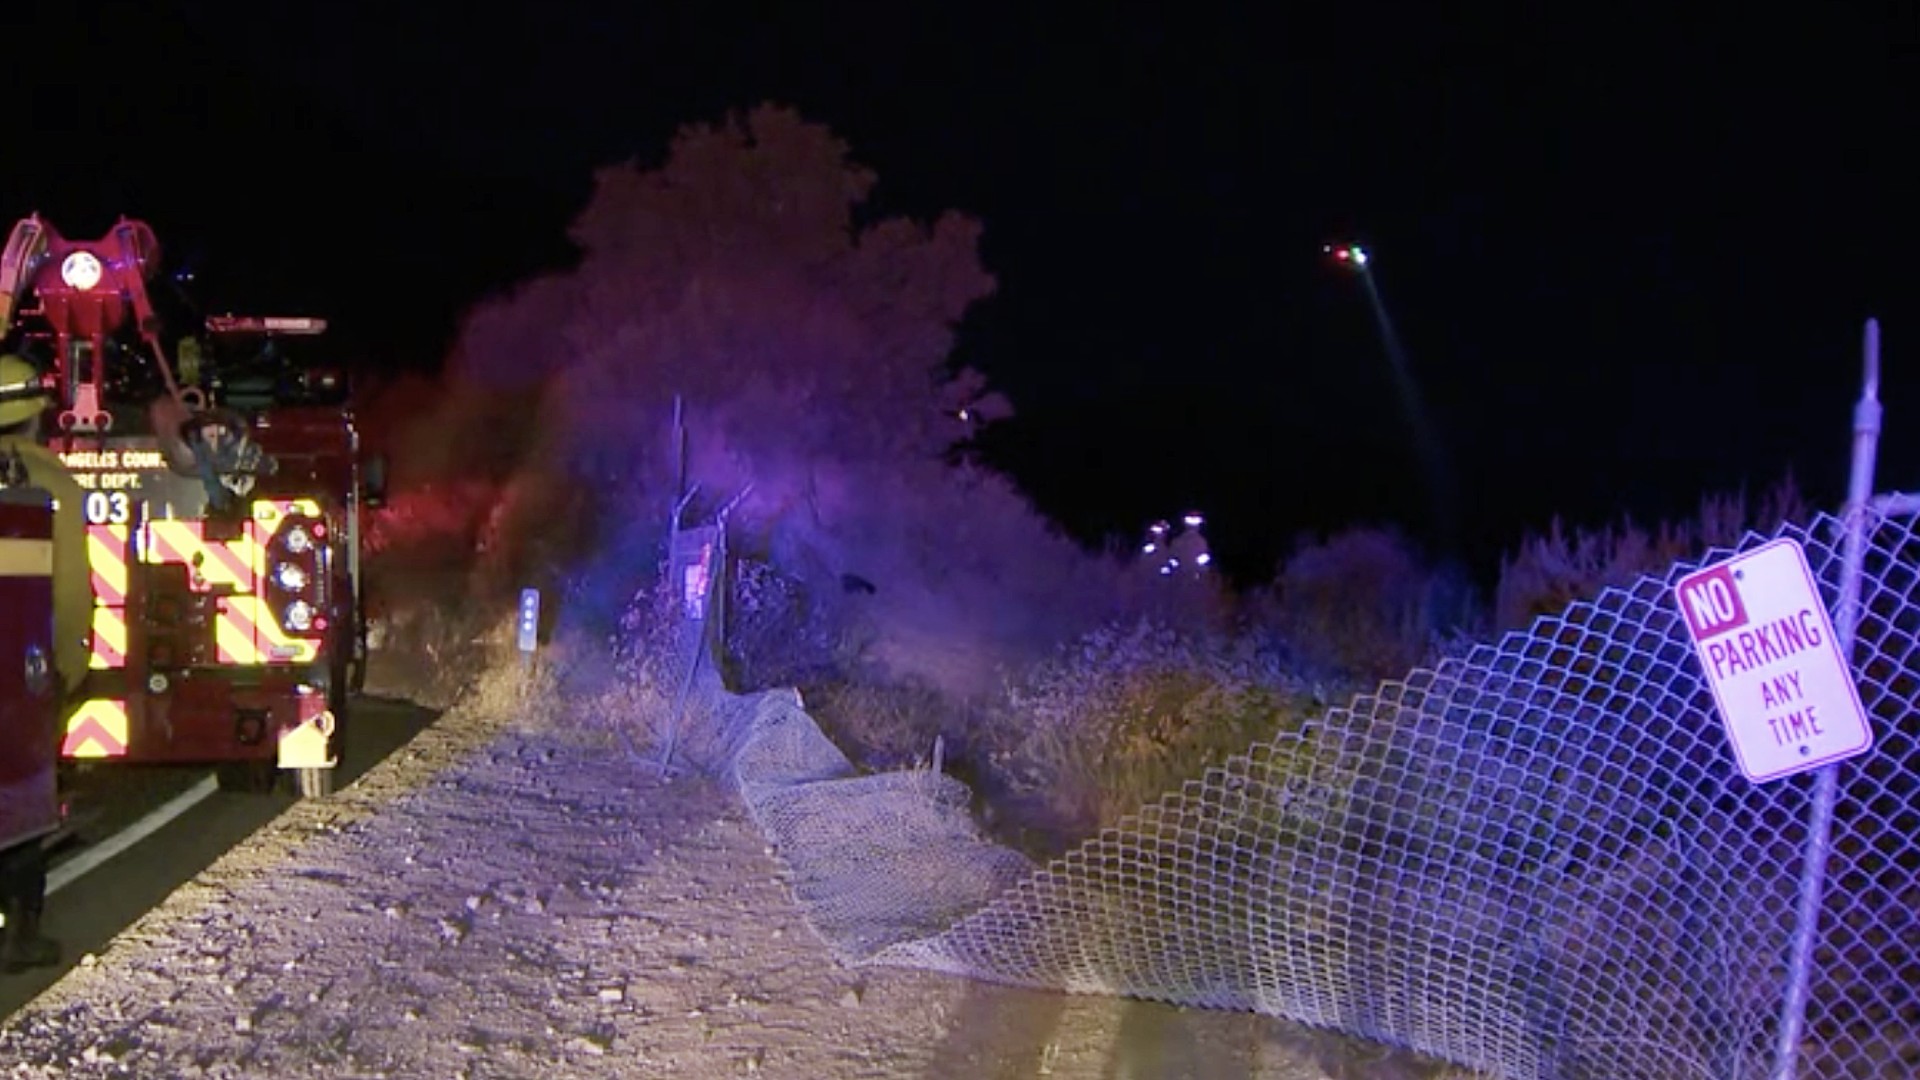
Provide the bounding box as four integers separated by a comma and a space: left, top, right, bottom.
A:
0, 353, 51, 428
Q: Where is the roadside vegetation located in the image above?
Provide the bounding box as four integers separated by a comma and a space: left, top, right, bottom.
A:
355, 103, 1811, 852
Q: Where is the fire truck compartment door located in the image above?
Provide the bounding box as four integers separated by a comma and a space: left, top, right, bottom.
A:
0, 494, 62, 853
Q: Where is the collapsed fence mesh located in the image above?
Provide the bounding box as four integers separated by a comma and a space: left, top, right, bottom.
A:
665, 507, 1920, 1079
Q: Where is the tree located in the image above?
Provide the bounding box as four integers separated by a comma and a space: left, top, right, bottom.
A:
427, 103, 1124, 690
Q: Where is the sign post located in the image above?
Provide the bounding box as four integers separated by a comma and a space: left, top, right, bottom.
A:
1753, 318, 1882, 1080
1673, 538, 1872, 783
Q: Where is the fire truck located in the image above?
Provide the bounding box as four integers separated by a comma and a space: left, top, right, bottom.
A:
0, 474, 60, 892
0, 213, 380, 798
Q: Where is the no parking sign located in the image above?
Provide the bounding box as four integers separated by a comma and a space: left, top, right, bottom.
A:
1673, 538, 1872, 783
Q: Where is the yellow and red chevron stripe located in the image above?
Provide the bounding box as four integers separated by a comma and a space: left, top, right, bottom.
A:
89, 606, 127, 669
142, 519, 267, 592
83, 499, 327, 669
253, 498, 322, 535
216, 594, 319, 665
62, 698, 129, 758
87, 523, 130, 605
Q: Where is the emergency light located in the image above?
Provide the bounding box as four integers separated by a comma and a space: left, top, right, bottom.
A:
59, 251, 103, 291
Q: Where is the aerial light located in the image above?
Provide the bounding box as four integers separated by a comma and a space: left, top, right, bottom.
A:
1324, 243, 1370, 270
60, 251, 104, 291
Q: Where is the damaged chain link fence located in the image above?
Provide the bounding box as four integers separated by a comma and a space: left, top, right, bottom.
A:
660, 504, 1920, 1079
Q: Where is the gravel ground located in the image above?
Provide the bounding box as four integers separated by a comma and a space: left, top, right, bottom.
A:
0, 670, 1464, 1079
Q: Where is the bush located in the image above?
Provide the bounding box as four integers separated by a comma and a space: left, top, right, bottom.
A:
800, 677, 978, 775
607, 561, 690, 701
1493, 475, 1807, 630
976, 618, 1325, 848
1259, 526, 1461, 683
721, 555, 859, 691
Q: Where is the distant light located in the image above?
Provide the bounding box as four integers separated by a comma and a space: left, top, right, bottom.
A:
1196, 553, 1212, 566
1334, 248, 1349, 260
1159, 564, 1173, 576
1352, 247, 1370, 266
61, 251, 104, 291
1184, 513, 1204, 528
1142, 543, 1157, 554
958, 408, 971, 422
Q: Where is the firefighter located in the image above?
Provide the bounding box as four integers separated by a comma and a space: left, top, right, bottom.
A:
0, 352, 81, 971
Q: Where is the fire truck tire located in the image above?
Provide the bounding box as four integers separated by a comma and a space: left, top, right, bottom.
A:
296, 766, 335, 799
328, 664, 352, 765
215, 759, 276, 794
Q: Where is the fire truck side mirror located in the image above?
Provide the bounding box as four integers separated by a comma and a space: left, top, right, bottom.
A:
362, 455, 388, 509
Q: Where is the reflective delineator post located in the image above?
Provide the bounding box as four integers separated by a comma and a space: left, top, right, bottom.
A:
517, 588, 540, 698
1772, 318, 1882, 1080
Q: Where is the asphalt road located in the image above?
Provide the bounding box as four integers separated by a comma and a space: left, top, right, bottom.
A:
0, 695, 438, 1018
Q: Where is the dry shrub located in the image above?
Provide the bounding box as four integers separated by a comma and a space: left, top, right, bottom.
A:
1263, 526, 1463, 683
607, 566, 688, 707
356, 369, 610, 708
800, 678, 977, 775
977, 619, 1324, 848
1494, 474, 1807, 630
720, 555, 857, 691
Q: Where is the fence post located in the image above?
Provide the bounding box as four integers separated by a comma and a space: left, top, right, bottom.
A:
1771, 318, 1882, 1080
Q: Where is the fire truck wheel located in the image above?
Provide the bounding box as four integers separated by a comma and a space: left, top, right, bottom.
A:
296, 767, 335, 799
328, 664, 352, 764
215, 759, 277, 794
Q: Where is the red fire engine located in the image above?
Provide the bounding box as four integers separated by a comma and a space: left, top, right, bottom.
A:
0, 213, 379, 798
0, 477, 60, 882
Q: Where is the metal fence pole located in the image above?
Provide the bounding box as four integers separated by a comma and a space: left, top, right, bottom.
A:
1771, 318, 1882, 1080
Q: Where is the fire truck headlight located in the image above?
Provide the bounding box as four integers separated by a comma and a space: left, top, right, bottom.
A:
60, 251, 105, 291
275, 562, 310, 591
284, 600, 316, 632
283, 525, 313, 554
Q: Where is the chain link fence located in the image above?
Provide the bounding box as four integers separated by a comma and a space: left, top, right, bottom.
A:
669, 503, 1920, 1079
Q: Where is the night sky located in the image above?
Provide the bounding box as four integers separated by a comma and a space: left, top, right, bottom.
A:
7, 4, 1916, 586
